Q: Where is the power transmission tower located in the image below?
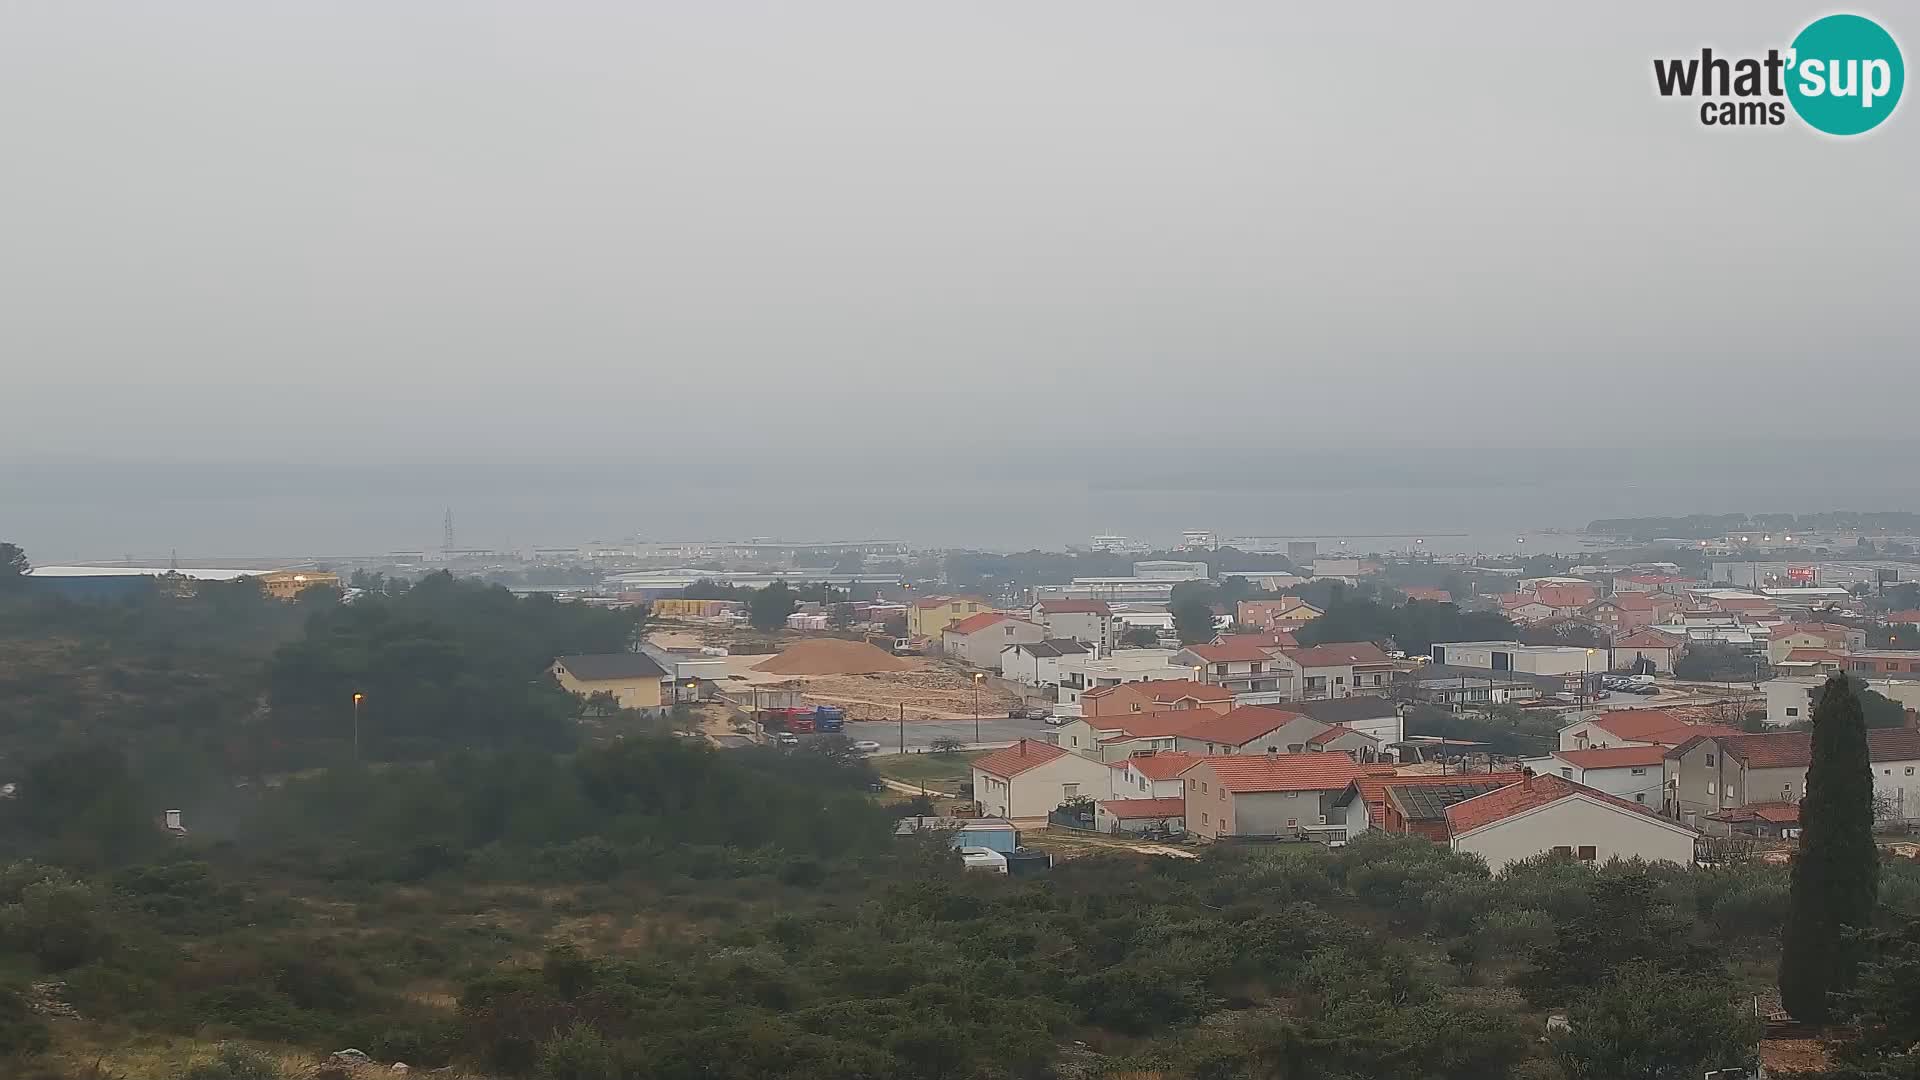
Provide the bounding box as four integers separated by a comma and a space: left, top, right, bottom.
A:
443, 509, 456, 553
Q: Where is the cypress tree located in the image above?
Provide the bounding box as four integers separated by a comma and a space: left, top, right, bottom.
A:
1779, 673, 1880, 1023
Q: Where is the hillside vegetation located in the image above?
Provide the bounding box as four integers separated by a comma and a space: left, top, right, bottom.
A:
5, 557, 1920, 1078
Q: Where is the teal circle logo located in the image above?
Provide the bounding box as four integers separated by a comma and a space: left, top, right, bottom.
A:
1787, 14, 1904, 135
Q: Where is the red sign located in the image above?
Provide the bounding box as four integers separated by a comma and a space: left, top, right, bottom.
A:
1787, 566, 1816, 583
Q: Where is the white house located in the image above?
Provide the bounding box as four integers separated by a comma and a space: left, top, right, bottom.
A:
1285, 642, 1396, 699
1108, 751, 1203, 800
1429, 641, 1600, 677
1031, 599, 1118, 653
1517, 745, 1668, 807
999, 638, 1089, 687
1609, 630, 1683, 674
941, 613, 1045, 669
1444, 774, 1700, 873
1055, 649, 1186, 705
970, 740, 1117, 819
1174, 639, 1298, 704
1291, 696, 1406, 746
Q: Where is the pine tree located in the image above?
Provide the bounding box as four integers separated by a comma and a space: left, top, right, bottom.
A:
1779, 673, 1880, 1023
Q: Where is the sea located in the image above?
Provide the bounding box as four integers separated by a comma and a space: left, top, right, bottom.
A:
7, 446, 1919, 563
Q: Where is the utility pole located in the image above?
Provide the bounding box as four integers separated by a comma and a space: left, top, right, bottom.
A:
973, 673, 983, 745
899, 703, 905, 755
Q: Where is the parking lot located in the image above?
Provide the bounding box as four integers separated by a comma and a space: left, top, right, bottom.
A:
843, 714, 1057, 752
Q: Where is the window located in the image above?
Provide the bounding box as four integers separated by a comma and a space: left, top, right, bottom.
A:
1286, 818, 1297, 828
1559, 768, 1572, 779
1063, 784, 1079, 798
1289, 791, 1300, 798
1577, 846, 1597, 861
1201, 812, 1209, 825
1335, 676, 1346, 685
1630, 767, 1646, 776
1189, 779, 1196, 791
1908, 767, 1915, 776
1218, 788, 1225, 801
1707, 782, 1716, 795
1705, 754, 1716, 766
1551, 845, 1572, 856
1787, 707, 1800, 716
1635, 793, 1646, 803
1265, 746, 1277, 754
1201, 782, 1209, 794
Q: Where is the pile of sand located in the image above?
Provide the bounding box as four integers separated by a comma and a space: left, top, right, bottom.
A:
752, 638, 915, 676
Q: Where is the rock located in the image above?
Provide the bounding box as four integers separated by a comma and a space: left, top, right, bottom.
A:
327, 1049, 373, 1067
390, 1065, 409, 1074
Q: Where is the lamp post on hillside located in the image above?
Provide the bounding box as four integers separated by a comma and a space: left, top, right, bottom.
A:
973, 672, 984, 745
351, 691, 364, 764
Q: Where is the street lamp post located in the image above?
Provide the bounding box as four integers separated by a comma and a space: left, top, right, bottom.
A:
351, 691, 364, 764
973, 673, 983, 745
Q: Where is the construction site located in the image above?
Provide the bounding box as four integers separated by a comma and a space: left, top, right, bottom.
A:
649, 624, 1025, 722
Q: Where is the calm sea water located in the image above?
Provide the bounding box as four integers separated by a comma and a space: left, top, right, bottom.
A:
6, 447, 1917, 563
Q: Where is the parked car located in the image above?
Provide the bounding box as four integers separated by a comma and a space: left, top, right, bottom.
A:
1024, 706, 1051, 721
850, 740, 882, 753
776, 732, 800, 747
1044, 715, 1069, 727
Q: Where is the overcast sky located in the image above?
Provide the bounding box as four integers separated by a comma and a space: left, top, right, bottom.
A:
1, 2, 1912, 465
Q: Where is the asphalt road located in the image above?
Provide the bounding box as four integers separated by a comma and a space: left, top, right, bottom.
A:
844, 715, 1057, 752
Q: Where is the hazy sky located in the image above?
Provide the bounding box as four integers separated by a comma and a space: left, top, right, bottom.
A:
2, 2, 1913, 464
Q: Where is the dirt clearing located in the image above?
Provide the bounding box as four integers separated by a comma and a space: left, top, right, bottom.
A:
753, 638, 915, 675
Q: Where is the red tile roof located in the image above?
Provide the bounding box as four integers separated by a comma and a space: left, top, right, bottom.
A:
1553, 745, 1669, 769
1445, 773, 1680, 836
942, 612, 1011, 636
1097, 797, 1188, 820
1118, 751, 1205, 780
1664, 729, 1920, 770
1038, 599, 1112, 615
1887, 611, 1920, 625
1184, 640, 1279, 663
1586, 709, 1741, 746
1287, 642, 1392, 668
1177, 706, 1308, 747
972, 739, 1069, 779
1609, 592, 1659, 611
1091, 714, 1199, 739
1782, 648, 1845, 664
1871, 729, 1920, 762
1710, 801, 1800, 825
1350, 771, 1526, 828
1083, 679, 1234, 705
1193, 753, 1361, 793
1307, 724, 1354, 746
1533, 584, 1599, 608
1720, 731, 1811, 769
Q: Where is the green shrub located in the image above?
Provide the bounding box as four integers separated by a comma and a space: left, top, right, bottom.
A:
179, 1043, 283, 1080
537, 1022, 621, 1080
0, 985, 50, 1060
0, 874, 113, 971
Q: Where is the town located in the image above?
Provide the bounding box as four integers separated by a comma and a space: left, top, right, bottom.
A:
9, 516, 1920, 1077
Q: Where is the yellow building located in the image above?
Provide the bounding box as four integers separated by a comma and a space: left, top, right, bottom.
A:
906, 595, 992, 640
551, 653, 667, 712
258, 570, 341, 601
649, 598, 743, 619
